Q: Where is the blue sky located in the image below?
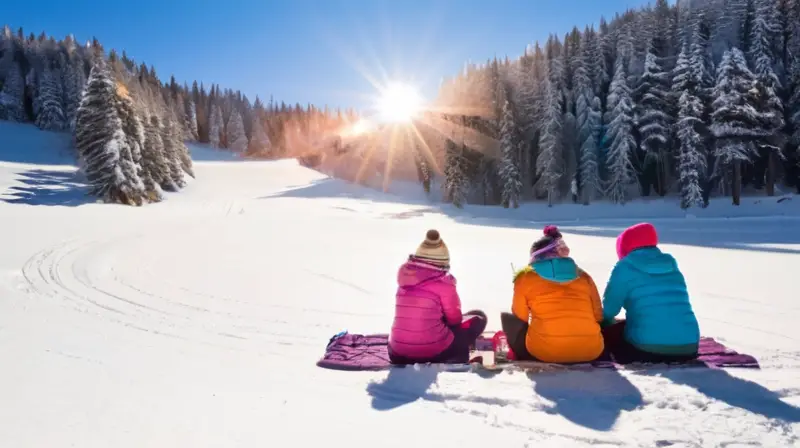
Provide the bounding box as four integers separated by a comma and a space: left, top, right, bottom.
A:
5, 0, 658, 111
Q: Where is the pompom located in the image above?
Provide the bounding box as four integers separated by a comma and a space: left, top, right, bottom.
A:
426, 229, 441, 241
543, 225, 560, 237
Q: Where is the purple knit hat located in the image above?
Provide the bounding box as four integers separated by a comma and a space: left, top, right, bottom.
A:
529, 225, 563, 262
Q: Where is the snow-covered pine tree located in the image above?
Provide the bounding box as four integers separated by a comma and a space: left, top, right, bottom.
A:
790, 57, 800, 152
785, 1, 800, 175
561, 111, 579, 196
412, 140, 432, 194
0, 25, 13, 80
478, 158, 498, 204
144, 113, 178, 192
209, 104, 223, 148
634, 50, 673, 195
536, 70, 564, 206
177, 139, 195, 179
753, 0, 784, 81
114, 82, 158, 202
677, 89, 707, 209
672, 42, 692, 104
34, 65, 66, 131
688, 19, 715, 107
0, 61, 25, 122
709, 48, 764, 205
443, 137, 469, 208
184, 98, 198, 141
672, 41, 708, 208
248, 115, 271, 156
74, 63, 146, 205
749, 0, 786, 195
160, 112, 188, 188
63, 56, 87, 131
712, 0, 750, 58
586, 26, 609, 98
227, 108, 248, 153
137, 113, 164, 200
498, 97, 522, 208
604, 53, 637, 204
574, 37, 602, 203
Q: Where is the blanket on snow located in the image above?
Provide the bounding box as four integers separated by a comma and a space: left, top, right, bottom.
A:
316, 332, 759, 371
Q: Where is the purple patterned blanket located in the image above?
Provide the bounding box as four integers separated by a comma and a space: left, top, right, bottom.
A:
317, 333, 759, 371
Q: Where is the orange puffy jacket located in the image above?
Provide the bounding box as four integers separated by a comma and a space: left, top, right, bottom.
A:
512, 257, 604, 363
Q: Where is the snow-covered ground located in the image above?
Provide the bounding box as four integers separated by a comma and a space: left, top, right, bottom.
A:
1, 122, 799, 447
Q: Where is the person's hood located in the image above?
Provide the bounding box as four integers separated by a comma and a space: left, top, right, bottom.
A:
531, 257, 579, 283
397, 259, 448, 287
621, 247, 678, 274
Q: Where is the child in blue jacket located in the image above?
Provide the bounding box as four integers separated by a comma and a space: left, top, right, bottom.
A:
601, 223, 700, 364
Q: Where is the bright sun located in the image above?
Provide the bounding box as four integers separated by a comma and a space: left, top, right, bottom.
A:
374, 82, 425, 123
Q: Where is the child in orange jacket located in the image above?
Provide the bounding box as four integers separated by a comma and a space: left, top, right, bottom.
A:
500, 226, 605, 363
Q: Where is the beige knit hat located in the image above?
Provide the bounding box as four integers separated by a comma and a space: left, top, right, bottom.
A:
414, 229, 450, 267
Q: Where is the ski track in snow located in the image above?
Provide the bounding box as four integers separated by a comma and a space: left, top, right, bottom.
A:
1, 131, 799, 447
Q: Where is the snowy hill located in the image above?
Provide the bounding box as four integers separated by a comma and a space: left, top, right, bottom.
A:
1, 122, 799, 447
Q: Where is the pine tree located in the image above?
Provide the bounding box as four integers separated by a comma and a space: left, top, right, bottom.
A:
561, 111, 579, 196
34, 65, 66, 131
63, 57, 86, 131
790, 58, 800, 152
172, 120, 195, 180
749, 0, 786, 195
209, 104, 223, 148
536, 68, 563, 206
574, 37, 602, 203
634, 51, 673, 195
690, 18, 715, 102
412, 141, 431, 194
586, 26, 609, 96
787, 0, 800, 173
114, 83, 158, 202
184, 98, 198, 141
227, 108, 248, 153
710, 48, 765, 205
248, 115, 271, 156
443, 138, 468, 208
672, 40, 710, 208
677, 89, 707, 209
672, 43, 692, 101
144, 114, 178, 192
160, 113, 188, 188
604, 55, 637, 204
577, 95, 602, 204
0, 61, 25, 121
498, 97, 522, 208
74, 63, 146, 205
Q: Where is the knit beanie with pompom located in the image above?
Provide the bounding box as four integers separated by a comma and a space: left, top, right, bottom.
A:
530, 225, 563, 261
414, 229, 450, 267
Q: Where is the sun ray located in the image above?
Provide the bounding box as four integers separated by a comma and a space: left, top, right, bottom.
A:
383, 124, 404, 192
407, 120, 443, 176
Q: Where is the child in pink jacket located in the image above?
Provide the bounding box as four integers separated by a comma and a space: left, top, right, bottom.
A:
388, 229, 487, 364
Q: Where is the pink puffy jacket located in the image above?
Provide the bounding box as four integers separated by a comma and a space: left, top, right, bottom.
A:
388, 258, 462, 359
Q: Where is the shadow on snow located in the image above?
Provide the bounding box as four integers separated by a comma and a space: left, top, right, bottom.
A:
1, 168, 91, 207
635, 368, 800, 423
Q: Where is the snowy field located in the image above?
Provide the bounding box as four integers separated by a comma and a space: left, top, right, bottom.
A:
1, 122, 799, 447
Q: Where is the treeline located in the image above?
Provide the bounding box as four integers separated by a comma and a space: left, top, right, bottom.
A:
432, 0, 800, 208
0, 25, 359, 204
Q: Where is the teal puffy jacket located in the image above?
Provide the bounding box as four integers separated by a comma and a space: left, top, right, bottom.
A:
602, 247, 700, 355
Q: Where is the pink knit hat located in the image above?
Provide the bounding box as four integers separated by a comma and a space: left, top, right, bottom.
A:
616, 223, 658, 260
